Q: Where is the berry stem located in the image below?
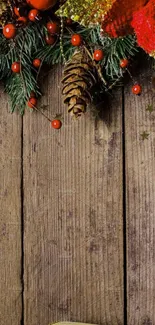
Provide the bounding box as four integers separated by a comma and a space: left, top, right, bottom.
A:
126, 68, 134, 81
107, 77, 121, 91
66, 26, 107, 86
32, 105, 52, 122
19, 31, 28, 98
83, 45, 107, 86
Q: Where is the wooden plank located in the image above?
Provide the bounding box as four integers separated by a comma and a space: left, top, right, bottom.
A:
0, 87, 22, 325
125, 66, 155, 324
23, 66, 124, 325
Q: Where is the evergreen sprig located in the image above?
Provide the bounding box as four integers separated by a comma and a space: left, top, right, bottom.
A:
0, 18, 138, 114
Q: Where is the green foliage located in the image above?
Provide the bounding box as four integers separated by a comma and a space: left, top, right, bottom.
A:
100, 34, 138, 79
0, 23, 44, 112
5, 70, 40, 113
75, 25, 138, 79
36, 31, 75, 65
0, 19, 138, 113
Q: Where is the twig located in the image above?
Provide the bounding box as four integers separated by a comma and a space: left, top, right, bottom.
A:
19, 31, 28, 99
66, 26, 107, 86
32, 104, 51, 122
83, 45, 107, 86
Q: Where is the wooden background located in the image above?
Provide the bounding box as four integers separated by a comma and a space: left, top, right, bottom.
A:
0, 64, 155, 325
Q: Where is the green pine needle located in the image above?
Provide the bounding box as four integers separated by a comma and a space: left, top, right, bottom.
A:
0, 20, 139, 114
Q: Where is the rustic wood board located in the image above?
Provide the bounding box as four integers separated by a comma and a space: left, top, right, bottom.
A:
0, 87, 22, 325
125, 66, 155, 324
23, 67, 124, 325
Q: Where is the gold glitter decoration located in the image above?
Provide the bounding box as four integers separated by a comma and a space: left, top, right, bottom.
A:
150, 50, 155, 58
57, 0, 115, 26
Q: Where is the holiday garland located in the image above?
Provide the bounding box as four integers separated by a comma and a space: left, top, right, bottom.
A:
0, 0, 154, 124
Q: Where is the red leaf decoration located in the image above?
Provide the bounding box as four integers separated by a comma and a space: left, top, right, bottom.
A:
131, 0, 155, 55
101, 0, 149, 37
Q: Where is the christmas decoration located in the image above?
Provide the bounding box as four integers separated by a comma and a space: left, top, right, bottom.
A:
11, 62, 21, 73
93, 49, 104, 61
3, 23, 16, 38
28, 9, 39, 21
46, 21, 60, 34
0, 0, 155, 121
62, 51, 96, 117
146, 104, 154, 113
120, 58, 129, 68
131, 0, 155, 57
141, 131, 150, 140
101, 0, 149, 37
45, 34, 55, 44
17, 16, 28, 24
132, 84, 142, 95
27, 97, 37, 108
51, 119, 62, 129
26, 0, 57, 11
33, 58, 41, 68
66, 18, 72, 26
58, 0, 115, 26
0, 0, 12, 25
14, 7, 20, 17
71, 34, 83, 47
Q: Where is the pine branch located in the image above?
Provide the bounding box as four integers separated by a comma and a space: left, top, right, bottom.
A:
101, 34, 138, 79
35, 32, 75, 65
4, 69, 40, 113
0, 18, 139, 113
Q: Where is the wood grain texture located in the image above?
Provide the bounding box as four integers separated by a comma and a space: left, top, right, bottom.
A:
0, 87, 22, 325
23, 67, 124, 325
125, 66, 155, 325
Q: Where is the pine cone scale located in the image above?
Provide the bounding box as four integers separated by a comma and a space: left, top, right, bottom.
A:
62, 74, 94, 88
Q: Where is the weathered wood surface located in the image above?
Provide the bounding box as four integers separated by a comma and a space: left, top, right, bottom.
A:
23, 67, 123, 325
0, 64, 155, 325
125, 67, 155, 325
0, 87, 22, 325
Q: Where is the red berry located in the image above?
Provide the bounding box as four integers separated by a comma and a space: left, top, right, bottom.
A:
47, 22, 59, 34
51, 119, 62, 129
33, 58, 41, 68
27, 97, 37, 108
3, 24, 16, 39
120, 58, 129, 68
45, 34, 55, 45
66, 18, 72, 25
71, 34, 82, 46
93, 49, 104, 61
28, 9, 39, 22
11, 62, 21, 73
14, 7, 20, 17
132, 84, 142, 95
17, 16, 28, 24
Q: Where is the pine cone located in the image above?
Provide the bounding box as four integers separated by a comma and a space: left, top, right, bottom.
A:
0, 0, 7, 15
0, 0, 11, 25
62, 51, 97, 117
0, 0, 27, 25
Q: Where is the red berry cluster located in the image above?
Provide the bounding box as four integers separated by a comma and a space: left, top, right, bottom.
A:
70, 34, 105, 62
4, 19, 59, 76
2, 9, 40, 39
2, 7, 143, 125
45, 21, 59, 46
